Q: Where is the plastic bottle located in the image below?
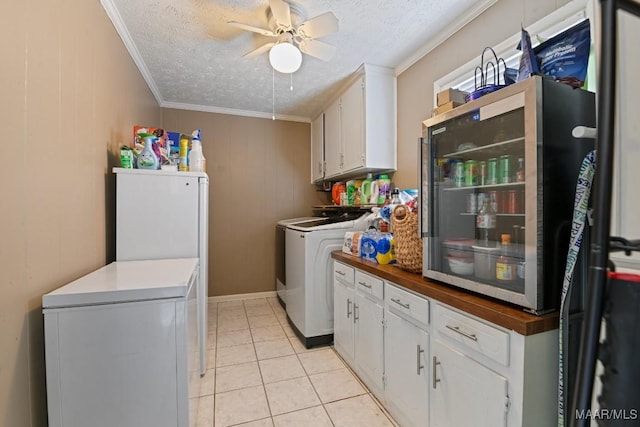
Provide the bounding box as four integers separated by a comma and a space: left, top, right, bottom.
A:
361, 173, 373, 204
377, 174, 391, 204
476, 198, 496, 247
179, 137, 189, 171
189, 139, 205, 173
370, 180, 380, 205
137, 135, 160, 169
496, 234, 516, 283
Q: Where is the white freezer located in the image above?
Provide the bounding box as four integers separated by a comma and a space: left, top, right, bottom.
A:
114, 167, 209, 376
43, 258, 199, 427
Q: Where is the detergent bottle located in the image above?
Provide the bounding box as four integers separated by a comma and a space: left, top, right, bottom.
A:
377, 174, 391, 204
361, 173, 373, 204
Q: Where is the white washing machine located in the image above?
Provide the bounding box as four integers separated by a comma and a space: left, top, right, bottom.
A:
275, 217, 325, 307
285, 214, 369, 348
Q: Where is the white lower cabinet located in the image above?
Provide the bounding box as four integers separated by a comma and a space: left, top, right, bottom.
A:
332, 261, 558, 427
384, 310, 430, 427
431, 339, 508, 427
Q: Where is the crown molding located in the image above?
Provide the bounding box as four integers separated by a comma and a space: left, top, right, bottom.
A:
161, 101, 311, 123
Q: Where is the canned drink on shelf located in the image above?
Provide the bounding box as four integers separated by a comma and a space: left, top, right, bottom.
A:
499, 155, 512, 184
478, 161, 487, 186
454, 161, 464, 187
477, 192, 488, 210
467, 193, 477, 213
488, 190, 499, 213
506, 190, 518, 214
464, 160, 478, 186
487, 158, 498, 185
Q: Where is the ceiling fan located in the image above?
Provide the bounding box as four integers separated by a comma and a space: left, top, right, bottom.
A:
228, 0, 339, 73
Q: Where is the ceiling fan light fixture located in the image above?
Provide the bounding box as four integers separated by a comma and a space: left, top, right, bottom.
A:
269, 42, 302, 73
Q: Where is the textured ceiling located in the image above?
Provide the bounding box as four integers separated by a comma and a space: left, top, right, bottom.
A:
103, 0, 496, 121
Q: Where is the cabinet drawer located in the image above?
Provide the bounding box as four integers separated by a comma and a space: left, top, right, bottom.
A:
385, 283, 430, 326
434, 304, 510, 366
334, 262, 354, 285
355, 270, 383, 300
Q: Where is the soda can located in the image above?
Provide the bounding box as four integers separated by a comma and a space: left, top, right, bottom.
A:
478, 161, 487, 186
488, 190, 499, 213
487, 158, 498, 185
477, 192, 488, 210
464, 160, 478, 186
506, 190, 518, 214
454, 161, 464, 187
499, 155, 512, 184
467, 193, 477, 213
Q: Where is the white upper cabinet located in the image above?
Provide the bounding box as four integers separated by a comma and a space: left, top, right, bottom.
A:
313, 64, 396, 182
311, 113, 325, 183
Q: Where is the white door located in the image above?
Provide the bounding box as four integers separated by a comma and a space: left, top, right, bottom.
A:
340, 77, 365, 173
324, 98, 342, 178
384, 310, 430, 427
354, 293, 384, 395
116, 173, 199, 261
311, 113, 324, 183
431, 340, 508, 427
333, 281, 354, 363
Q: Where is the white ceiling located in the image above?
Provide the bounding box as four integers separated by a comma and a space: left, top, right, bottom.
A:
102, 0, 497, 122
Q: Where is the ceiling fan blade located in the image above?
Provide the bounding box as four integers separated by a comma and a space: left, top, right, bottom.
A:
297, 12, 339, 39
243, 42, 276, 58
269, 0, 291, 28
299, 39, 337, 61
227, 21, 276, 37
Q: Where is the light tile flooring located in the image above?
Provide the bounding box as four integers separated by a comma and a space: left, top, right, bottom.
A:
194, 297, 399, 427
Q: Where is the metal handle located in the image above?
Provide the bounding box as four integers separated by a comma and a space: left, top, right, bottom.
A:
347, 299, 352, 319
353, 304, 359, 323
318, 161, 322, 173
299, 235, 304, 239
432, 356, 440, 389
391, 298, 410, 309
336, 270, 346, 276
416, 345, 425, 375
358, 281, 372, 289
445, 324, 478, 341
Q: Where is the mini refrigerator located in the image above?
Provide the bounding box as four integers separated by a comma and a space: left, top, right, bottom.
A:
114, 167, 209, 375
43, 258, 199, 427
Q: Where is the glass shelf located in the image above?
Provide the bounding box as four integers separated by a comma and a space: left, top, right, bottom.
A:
443, 182, 525, 191
442, 137, 525, 159
459, 213, 526, 217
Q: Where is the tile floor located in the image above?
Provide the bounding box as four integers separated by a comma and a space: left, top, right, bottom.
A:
194, 297, 399, 427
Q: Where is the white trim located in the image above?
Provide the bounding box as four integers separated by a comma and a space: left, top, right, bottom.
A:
433, 0, 593, 105
100, 0, 163, 106
208, 291, 278, 303
394, 0, 499, 76
161, 101, 310, 123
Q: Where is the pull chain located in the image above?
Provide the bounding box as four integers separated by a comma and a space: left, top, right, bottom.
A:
290, 73, 293, 91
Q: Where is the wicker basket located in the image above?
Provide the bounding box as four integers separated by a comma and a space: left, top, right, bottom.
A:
391, 205, 423, 273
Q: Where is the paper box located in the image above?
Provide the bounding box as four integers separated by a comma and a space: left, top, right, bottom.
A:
437, 88, 468, 106
434, 101, 464, 116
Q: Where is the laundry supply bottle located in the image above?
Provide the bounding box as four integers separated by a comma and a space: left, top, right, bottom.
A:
361, 173, 373, 204
189, 139, 205, 173
377, 174, 391, 204
137, 135, 160, 169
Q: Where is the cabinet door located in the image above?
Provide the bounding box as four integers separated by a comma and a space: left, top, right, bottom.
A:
431, 340, 508, 427
333, 281, 354, 363
324, 98, 342, 178
341, 77, 365, 172
311, 113, 324, 183
354, 294, 384, 395
384, 310, 430, 427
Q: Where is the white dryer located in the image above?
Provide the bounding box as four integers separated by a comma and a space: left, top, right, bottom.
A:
285, 214, 369, 348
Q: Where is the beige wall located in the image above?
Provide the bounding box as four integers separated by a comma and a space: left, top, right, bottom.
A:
394, 0, 570, 189
0, 1, 160, 426
162, 109, 330, 297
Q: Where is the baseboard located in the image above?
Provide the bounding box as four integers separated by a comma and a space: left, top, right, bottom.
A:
208, 291, 277, 303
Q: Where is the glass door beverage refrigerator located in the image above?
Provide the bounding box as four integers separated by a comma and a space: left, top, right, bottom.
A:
421, 76, 595, 313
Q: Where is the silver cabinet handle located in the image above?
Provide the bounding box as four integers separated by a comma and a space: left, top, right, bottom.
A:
353, 304, 359, 323
445, 324, 478, 341
336, 270, 346, 276
391, 298, 410, 309
433, 356, 440, 389
347, 299, 352, 319
416, 345, 425, 375
357, 281, 372, 288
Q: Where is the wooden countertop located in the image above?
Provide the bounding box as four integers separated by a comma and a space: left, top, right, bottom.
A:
332, 252, 559, 336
